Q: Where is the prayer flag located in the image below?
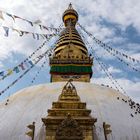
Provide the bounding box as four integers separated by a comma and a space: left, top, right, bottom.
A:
7, 69, 13, 76
28, 61, 34, 66
26, 131, 33, 137
3, 26, 9, 37
32, 33, 36, 39
0, 71, 4, 76
13, 67, 20, 73
43, 26, 48, 30
13, 28, 21, 35
36, 34, 39, 40
26, 20, 33, 26
39, 25, 42, 30
0, 11, 4, 20
19, 31, 24, 36
6, 13, 15, 21
34, 20, 41, 24
24, 31, 29, 34
14, 15, 20, 19
19, 63, 25, 70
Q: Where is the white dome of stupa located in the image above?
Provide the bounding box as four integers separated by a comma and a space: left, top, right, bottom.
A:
0, 82, 140, 140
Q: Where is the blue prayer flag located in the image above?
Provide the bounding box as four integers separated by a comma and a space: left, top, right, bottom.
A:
28, 61, 34, 66
13, 67, 20, 73
3, 26, 9, 37
0, 71, 4, 76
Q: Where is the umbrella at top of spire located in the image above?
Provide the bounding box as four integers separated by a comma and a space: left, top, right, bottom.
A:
62, 3, 78, 27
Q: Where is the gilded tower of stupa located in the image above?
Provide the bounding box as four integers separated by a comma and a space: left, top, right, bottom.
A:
50, 3, 93, 82
42, 4, 96, 140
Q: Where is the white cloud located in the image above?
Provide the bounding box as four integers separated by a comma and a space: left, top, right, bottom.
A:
106, 36, 127, 45
83, 0, 140, 32
108, 66, 121, 73
0, 61, 4, 68
91, 77, 140, 103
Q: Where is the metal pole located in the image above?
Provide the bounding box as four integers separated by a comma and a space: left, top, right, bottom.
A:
32, 122, 35, 140
103, 122, 107, 140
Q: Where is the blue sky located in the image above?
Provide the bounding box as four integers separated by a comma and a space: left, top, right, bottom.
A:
0, 0, 140, 102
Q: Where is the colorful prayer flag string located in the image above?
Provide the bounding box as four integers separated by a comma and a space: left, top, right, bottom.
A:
78, 29, 129, 96
77, 23, 140, 64
0, 41, 48, 81
0, 10, 64, 33
31, 56, 48, 84
0, 28, 60, 82
30, 39, 58, 84
0, 46, 54, 96
1, 25, 59, 40
93, 51, 127, 96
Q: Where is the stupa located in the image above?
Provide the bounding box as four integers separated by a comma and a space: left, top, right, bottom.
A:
0, 3, 140, 140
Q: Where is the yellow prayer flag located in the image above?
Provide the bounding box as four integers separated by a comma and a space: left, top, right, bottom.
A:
7, 69, 13, 76
27, 124, 35, 129
12, 28, 21, 34
106, 129, 112, 134
25, 131, 33, 137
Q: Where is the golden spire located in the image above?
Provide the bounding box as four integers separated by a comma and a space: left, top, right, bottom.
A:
62, 3, 78, 27
49, 4, 93, 82
54, 3, 87, 57
68, 3, 72, 9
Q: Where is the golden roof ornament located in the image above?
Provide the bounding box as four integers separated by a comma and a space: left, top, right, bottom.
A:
55, 113, 84, 140
59, 79, 80, 101
62, 3, 78, 27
